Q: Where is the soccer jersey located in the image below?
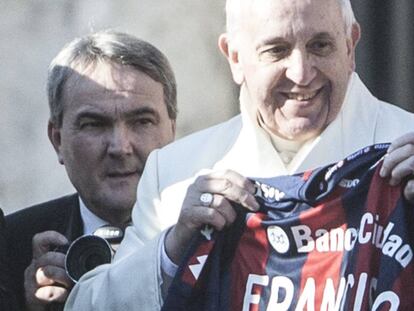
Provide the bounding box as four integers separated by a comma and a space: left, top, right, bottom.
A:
162, 143, 414, 311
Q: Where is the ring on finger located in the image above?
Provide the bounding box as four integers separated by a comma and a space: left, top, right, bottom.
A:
200, 192, 214, 207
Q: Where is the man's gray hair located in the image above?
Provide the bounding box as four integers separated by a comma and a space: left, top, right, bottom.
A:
337, 0, 357, 36
48, 30, 177, 127
226, 0, 356, 38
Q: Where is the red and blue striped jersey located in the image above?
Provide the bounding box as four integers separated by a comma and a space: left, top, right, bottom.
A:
162, 144, 414, 311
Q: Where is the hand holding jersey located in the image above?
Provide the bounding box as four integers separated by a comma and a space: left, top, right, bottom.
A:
165, 171, 259, 264
166, 133, 414, 268
381, 132, 414, 202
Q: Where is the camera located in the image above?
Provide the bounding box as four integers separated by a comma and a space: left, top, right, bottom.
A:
55, 226, 123, 282
65, 235, 112, 282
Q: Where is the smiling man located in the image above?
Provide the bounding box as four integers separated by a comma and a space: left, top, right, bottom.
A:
66, 1, 414, 310
6, 30, 176, 311
229, 0, 354, 143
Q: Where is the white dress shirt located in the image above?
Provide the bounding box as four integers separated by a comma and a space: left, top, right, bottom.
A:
79, 197, 108, 235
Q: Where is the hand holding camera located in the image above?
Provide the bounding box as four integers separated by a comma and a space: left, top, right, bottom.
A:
24, 231, 71, 309
24, 226, 123, 309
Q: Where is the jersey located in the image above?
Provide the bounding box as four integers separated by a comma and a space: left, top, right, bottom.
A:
162, 143, 414, 311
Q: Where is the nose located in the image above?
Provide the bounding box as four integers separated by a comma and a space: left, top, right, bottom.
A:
107, 124, 134, 157
285, 49, 317, 86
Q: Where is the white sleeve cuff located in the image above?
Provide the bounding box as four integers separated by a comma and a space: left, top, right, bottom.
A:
159, 229, 178, 278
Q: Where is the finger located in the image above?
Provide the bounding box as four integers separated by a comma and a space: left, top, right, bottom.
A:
195, 171, 259, 210
380, 144, 414, 178
382, 155, 414, 186
35, 267, 58, 286
24, 262, 70, 306
179, 204, 227, 232
32, 231, 68, 259
30, 251, 69, 286
34, 285, 69, 303
210, 195, 237, 226
35, 265, 72, 288
207, 170, 256, 193
33, 251, 66, 270
404, 179, 414, 203
24, 263, 38, 296
387, 133, 414, 153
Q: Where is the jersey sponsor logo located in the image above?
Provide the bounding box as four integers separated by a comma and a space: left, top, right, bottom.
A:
255, 181, 285, 203
374, 143, 389, 151
270, 212, 412, 268
242, 273, 400, 311
346, 146, 371, 162
324, 160, 344, 181
338, 178, 360, 188
267, 226, 290, 254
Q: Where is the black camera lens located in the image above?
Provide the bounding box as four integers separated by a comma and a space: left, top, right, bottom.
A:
65, 235, 112, 282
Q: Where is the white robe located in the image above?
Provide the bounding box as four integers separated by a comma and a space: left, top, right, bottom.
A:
65, 74, 414, 311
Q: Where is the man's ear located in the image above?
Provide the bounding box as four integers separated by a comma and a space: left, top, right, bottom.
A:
348, 22, 361, 71
48, 120, 64, 165
218, 33, 244, 85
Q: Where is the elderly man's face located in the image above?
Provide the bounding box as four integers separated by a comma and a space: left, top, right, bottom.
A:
223, 0, 359, 142
49, 62, 175, 225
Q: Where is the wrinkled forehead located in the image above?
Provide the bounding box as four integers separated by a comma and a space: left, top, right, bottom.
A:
226, 0, 344, 37
60, 61, 164, 116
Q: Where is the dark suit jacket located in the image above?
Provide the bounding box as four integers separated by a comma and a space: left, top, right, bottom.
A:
1, 208, 19, 310
6, 194, 83, 311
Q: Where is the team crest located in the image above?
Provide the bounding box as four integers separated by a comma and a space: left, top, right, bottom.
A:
267, 225, 290, 254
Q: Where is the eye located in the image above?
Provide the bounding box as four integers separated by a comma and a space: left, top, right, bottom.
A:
308, 39, 335, 56
138, 119, 152, 125
260, 44, 291, 61
79, 120, 105, 129
132, 117, 157, 127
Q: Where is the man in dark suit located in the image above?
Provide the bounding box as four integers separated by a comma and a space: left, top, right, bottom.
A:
6, 195, 81, 311
6, 30, 177, 311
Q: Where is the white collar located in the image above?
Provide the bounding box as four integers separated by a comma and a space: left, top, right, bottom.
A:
214, 73, 370, 178
79, 197, 108, 235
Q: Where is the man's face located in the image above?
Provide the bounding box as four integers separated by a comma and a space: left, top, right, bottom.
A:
49, 62, 175, 224
225, 0, 358, 142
